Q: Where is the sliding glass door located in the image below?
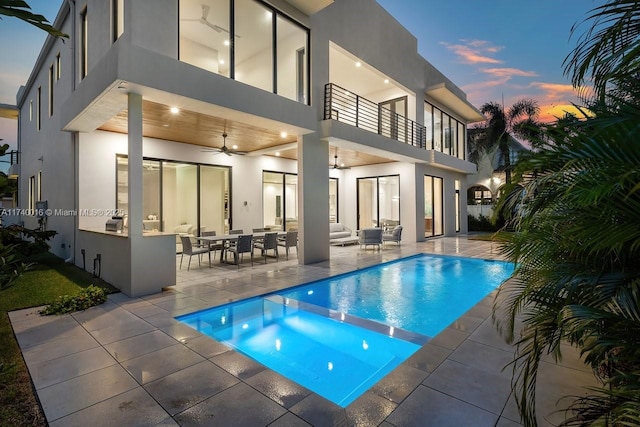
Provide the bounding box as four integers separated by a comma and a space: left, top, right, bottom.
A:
262, 171, 298, 231
424, 175, 443, 237
357, 175, 400, 230
200, 165, 230, 235
116, 156, 230, 235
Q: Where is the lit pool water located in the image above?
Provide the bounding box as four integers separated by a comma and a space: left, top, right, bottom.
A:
177, 254, 514, 407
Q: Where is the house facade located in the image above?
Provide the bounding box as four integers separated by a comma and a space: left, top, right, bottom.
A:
13, 0, 483, 296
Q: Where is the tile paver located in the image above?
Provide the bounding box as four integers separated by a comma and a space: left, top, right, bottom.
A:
10, 237, 600, 426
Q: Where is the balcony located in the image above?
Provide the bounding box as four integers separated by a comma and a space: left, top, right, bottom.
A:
324, 83, 426, 149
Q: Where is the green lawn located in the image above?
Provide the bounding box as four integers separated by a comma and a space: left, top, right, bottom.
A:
467, 231, 514, 242
0, 253, 117, 426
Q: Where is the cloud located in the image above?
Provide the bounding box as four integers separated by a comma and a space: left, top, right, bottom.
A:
482, 68, 538, 78
441, 40, 503, 64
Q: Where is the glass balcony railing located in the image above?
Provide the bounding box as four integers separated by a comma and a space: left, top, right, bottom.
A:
324, 83, 427, 149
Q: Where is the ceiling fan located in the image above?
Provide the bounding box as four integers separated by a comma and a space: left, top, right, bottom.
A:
182, 4, 231, 34
202, 132, 245, 156
331, 150, 350, 170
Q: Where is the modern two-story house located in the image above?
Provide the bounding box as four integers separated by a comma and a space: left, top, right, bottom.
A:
12, 0, 484, 296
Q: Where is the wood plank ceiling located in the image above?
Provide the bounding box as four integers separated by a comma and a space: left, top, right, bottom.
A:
98, 100, 394, 168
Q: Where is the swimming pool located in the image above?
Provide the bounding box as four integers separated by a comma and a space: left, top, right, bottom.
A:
177, 254, 514, 407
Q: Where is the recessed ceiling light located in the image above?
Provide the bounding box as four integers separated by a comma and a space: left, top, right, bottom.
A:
223, 40, 230, 46
219, 58, 225, 64
275, 152, 281, 157
170, 107, 179, 114
232, 145, 238, 149
355, 61, 361, 67
280, 131, 287, 138
384, 79, 389, 84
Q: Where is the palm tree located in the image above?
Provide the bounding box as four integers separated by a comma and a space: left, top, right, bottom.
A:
0, 0, 67, 38
494, 101, 640, 427
474, 99, 541, 185
564, 0, 640, 103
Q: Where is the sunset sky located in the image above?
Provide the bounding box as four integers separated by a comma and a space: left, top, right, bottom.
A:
0, 0, 606, 157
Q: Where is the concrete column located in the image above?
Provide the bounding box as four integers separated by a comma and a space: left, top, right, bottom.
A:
298, 133, 330, 264
127, 93, 143, 237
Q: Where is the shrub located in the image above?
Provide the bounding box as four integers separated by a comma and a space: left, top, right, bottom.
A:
468, 214, 499, 232
0, 224, 56, 289
40, 285, 107, 315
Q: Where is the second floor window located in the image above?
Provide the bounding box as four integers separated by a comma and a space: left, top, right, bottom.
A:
424, 101, 466, 161
179, 0, 310, 105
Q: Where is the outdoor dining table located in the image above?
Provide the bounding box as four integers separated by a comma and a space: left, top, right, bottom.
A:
196, 231, 287, 267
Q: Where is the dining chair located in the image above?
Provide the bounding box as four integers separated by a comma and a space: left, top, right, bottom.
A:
254, 232, 279, 263
179, 235, 210, 270
277, 230, 298, 260
225, 234, 253, 268
200, 230, 222, 258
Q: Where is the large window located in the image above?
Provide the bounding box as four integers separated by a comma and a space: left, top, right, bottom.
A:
425, 101, 466, 160
424, 175, 443, 237
179, 0, 310, 104
276, 14, 308, 103
262, 171, 298, 231
116, 156, 230, 234
236, 0, 273, 91
179, 0, 230, 77
357, 175, 400, 231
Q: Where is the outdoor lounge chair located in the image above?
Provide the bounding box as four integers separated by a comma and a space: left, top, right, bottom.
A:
382, 225, 403, 245
359, 228, 383, 250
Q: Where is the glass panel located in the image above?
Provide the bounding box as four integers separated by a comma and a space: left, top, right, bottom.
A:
378, 176, 400, 231
276, 15, 307, 103
358, 178, 378, 229
116, 156, 128, 216
424, 175, 443, 237
285, 174, 298, 230
142, 160, 161, 231
113, 0, 124, 41
433, 177, 443, 236
329, 178, 338, 223
424, 103, 433, 149
424, 176, 433, 237
200, 165, 229, 235
455, 179, 460, 232
235, 0, 273, 92
443, 113, 452, 155
179, 0, 230, 77
450, 118, 457, 157
263, 172, 284, 230
163, 163, 198, 237
433, 107, 442, 152
457, 122, 465, 160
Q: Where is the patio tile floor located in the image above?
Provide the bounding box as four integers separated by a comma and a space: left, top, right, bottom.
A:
10, 237, 600, 426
